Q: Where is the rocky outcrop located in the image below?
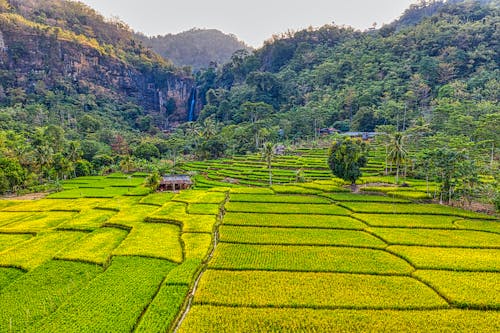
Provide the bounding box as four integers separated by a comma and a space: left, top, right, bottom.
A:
0, 19, 194, 126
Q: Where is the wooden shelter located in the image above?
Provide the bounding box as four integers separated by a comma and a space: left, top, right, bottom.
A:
159, 175, 193, 191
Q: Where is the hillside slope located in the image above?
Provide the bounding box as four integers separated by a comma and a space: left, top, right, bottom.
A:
0, 0, 194, 131
139, 28, 251, 70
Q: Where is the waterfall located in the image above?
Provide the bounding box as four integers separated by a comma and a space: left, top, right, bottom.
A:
188, 88, 196, 122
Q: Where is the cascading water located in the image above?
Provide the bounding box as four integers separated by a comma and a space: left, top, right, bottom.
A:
188, 88, 196, 122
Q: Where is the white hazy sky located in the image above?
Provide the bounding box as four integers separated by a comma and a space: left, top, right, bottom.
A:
78, 0, 418, 47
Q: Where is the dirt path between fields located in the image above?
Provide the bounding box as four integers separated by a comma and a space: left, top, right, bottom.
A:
1, 192, 48, 200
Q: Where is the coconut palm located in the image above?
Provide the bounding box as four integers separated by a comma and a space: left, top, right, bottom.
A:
261, 142, 275, 186
388, 132, 408, 184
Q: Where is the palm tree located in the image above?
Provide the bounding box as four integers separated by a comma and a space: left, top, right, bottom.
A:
388, 132, 408, 185
261, 142, 275, 186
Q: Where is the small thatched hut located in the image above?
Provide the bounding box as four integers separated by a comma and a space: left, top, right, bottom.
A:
159, 175, 193, 191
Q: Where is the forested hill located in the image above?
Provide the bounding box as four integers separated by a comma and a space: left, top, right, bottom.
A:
0, 0, 194, 132
138, 28, 252, 70
192, 0, 498, 152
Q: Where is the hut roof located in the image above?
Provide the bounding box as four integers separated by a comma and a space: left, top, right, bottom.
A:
161, 175, 193, 184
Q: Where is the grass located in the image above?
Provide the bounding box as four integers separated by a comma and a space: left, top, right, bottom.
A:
0, 231, 86, 270
0, 233, 33, 252
55, 227, 128, 265
194, 270, 447, 308
414, 270, 500, 309
389, 246, 500, 272
225, 202, 350, 215
219, 225, 386, 248
179, 307, 500, 333
0, 211, 77, 233
0, 260, 102, 332
354, 214, 460, 228
113, 223, 183, 262
29, 257, 175, 333
229, 194, 331, 204
182, 233, 212, 260
369, 228, 500, 248
223, 213, 366, 229
210, 244, 413, 274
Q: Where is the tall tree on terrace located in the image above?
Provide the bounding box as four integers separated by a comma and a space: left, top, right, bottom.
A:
328, 137, 368, 191
388, 132, 408, 184
261, 142, 275, 186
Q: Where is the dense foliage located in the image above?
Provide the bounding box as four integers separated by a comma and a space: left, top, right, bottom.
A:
138, 28, 251, 70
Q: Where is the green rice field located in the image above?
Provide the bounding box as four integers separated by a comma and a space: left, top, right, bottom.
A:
0, 152, 498, 332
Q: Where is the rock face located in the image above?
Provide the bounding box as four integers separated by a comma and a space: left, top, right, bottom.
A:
0, 19, 194, 126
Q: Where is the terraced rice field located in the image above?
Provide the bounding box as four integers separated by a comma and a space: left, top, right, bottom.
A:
0, 173, 224, 332
1, 153, 499, 332
178, 185, 500, 332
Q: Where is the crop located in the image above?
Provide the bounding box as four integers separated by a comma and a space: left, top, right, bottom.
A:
0, 267, 23, 290
58, 209, 117, 231
187, 203, 220, 215
182, 233, 212, 260
271, 185, 321, 194
0, 212, 37, 227
295, 183, 348, 192
135, 284, 190, 333
0, 231, 87, 270
106, 204, 159, 228
225, 202, 350, 215
455, 219, 500, 233
385, 190, 431, 200
179, 307, 500, 333
210, 243, 412, 274
164, 258, 202, 285
229, 194, 331, 204
0, 260, 102, 332
414, 270, 500, 309
30, 257, 175, 333
354, 214, 459, 228
388, 246, 500, 271
321, 193, 409, 203
340, 202, 495, 219
223, 212, 366, 229
56, 227, 128, 265
113, 223, 183, 262
194, 270, 447, 308
173, 190, 226, 204
139, 193, 175, 206
369, 228, 500, 248
96, 196, 142, 211
219, 225, 386, 248
229, 187, 274, 194
0, 211, 76, 233
0, 233, 32, 252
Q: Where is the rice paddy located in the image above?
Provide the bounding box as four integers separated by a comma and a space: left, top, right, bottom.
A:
0, 149, 498, 332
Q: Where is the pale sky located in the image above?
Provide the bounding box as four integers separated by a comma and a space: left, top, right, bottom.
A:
78, 0, 418, 47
